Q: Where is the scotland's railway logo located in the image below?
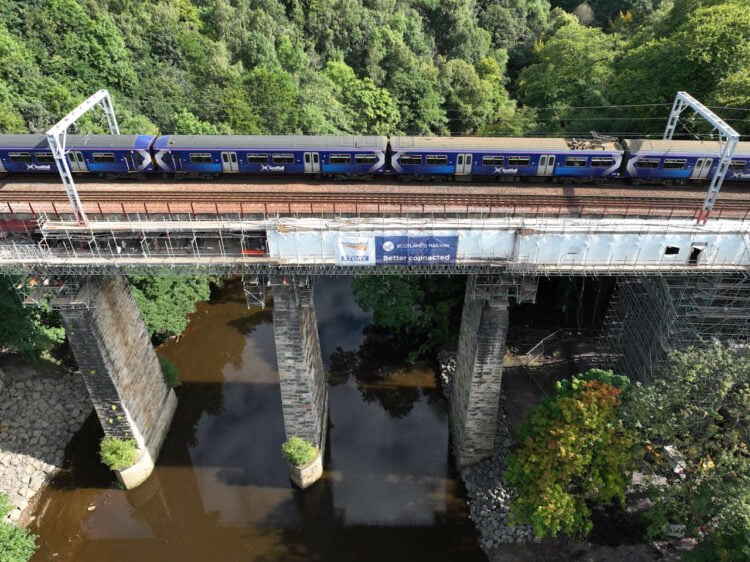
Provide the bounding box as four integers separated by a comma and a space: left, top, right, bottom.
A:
260, 165, 285, 172
494, 167, 518, 174
26, 163, 51, 171
382, 241, 395, 252
731, 172, 750, 179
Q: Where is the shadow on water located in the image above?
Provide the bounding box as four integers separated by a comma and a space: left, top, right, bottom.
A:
28, 276, 484, 562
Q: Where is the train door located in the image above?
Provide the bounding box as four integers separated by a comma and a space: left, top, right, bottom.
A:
456, 153, 472, 175
691, 158, 713, 180
221, 151, 239, 173
538, 154, 556, 176
68, 151, 86, 172
304, 152, 320, 173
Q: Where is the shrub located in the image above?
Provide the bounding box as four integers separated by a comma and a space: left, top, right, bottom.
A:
505, 369, 639, 538
159, 356, 181, 388
0, 492, 37, 562
281, 437, 317, 466
100, 437, 138, 471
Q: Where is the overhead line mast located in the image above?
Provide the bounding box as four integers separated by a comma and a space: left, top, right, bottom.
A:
664, 92, 740, 225
46, 89, 120, 226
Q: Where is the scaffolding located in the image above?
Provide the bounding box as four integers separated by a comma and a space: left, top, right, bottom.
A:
603, 273, 750, 381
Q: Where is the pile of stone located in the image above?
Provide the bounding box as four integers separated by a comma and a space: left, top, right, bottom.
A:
437, 350, 455, 399
0, 368, 91, 522
461, 408, 535, 550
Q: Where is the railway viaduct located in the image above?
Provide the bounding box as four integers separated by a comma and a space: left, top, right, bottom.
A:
2, 91, 750, 488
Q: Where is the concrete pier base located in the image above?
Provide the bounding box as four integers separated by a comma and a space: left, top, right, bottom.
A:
271, 277, 328, 487
58, 276, 177, 489
450, 277, 510, 469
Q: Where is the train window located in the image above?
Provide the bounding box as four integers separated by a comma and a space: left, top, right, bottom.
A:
663, 159, 687, 169
564, 157, 588, 167
272, 153, 294, 164
34, 152, 55, 163
591, 157, 614, 167
482, 156, 504, 166
425, 155, 448, 165
400, 154, 421, 165
92, 152, 116, 163
355, 154, 377, 164
636, 158, 660, 169
507, 156, 530, 166
330, 154, 351, 164
247, 153, 268, 164
9, 152, 31, 163
729, 160, 747, 170
189, 153, 212, 164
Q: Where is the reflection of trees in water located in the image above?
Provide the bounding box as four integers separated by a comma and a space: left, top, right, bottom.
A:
169, 382, 225, 449
328, 326, 437, 418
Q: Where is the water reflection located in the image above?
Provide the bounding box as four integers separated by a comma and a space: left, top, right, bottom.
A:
29, 277, 482, 561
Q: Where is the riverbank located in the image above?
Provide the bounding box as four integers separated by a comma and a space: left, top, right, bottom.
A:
0, 356, 91, 523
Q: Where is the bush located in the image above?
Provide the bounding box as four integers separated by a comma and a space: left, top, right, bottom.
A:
100, 437, 138, 471
505, 369, 639, 538
159, 357, 181, 388
281, 437, 318, 466
0, 493, 37, 562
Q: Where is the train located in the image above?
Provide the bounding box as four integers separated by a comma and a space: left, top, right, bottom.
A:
0, 133, 749, 183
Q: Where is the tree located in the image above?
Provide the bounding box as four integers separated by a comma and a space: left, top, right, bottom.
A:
128, 276, 216, 341
351, 275, 465, 361
517, 15, 618, 132
505, 369, 638, 538
622, 344, 750, 556
0, 277, 65, 359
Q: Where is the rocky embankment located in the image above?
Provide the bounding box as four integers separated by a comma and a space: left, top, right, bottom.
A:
438, 352, 534, 550
0, 363, 91, 522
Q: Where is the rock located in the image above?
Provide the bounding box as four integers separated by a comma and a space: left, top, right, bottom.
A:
87, 505, 96, 512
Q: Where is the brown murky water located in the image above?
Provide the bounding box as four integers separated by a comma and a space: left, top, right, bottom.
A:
28, 277, 484, 561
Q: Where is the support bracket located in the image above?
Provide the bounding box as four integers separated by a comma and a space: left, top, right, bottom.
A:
664, 92, 740, 225
46, 90, 121, 226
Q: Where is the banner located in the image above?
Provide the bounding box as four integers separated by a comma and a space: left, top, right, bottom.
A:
335, 236, 376, 265
375, 235, 458, 265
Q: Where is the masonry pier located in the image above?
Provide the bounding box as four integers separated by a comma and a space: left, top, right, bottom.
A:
57, 276, 177, 489
449, 277, 507, 468
270, 277, 327, 486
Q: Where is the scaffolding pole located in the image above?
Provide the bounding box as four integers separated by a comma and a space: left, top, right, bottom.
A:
46, 90, 121, 227
664, 92, 739, 225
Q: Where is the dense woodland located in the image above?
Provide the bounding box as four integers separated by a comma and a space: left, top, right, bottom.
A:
0, 0, 748, 139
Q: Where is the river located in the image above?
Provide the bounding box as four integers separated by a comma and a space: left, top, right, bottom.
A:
27, 277, 485, 561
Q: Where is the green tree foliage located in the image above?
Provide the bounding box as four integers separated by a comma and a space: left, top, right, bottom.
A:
0, 492, 37, 562
622, 345, 750, 557
128, 275, 215, 341
0, 277, 65, 359
610, 1, 750, 134
505, 369, 639, 538
517, 14, 618, 132
351, 275, 464, 361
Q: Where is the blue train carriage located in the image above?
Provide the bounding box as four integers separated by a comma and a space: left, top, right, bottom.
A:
622, 139, 750, 183
389, 136, 623, 180
0, 134, 156, 176
152, 135, 388, 177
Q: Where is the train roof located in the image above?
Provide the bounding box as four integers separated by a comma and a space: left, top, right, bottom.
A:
624, 138, 750, 156
0, 134, 154, 150
390, 136, 621, 152
154, 135, 388, 150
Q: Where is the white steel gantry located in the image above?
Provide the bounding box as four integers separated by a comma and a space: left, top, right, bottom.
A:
46, 89, 120, 226
664, 91, 740, 225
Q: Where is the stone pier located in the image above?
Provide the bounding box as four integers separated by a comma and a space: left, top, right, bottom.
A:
271, 277, 328, 452
450, 276, 511, 469
58, 276, 177, 489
